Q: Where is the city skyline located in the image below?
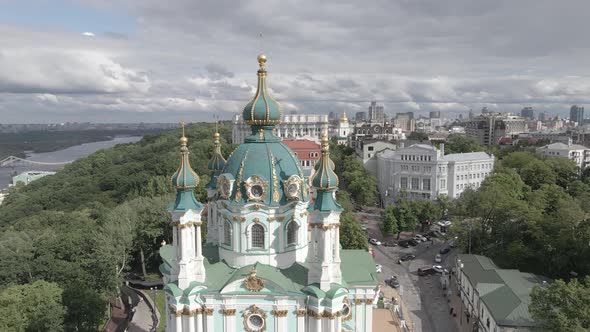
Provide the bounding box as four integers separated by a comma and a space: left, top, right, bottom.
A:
1, 0, 590, 123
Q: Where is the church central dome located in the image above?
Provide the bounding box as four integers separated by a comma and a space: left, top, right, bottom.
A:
219, 55, 308, 206
241, 53, 282, 125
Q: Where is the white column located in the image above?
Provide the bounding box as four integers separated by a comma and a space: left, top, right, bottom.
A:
334, 227, 341, 263
205, 309, 214, 332
195, 309, 203, 332
354, 301, 363, 332
365, 301, 373, 332
314, 315, 322, 332
175, 312, 183, 332
187, 314, 195, 332
296, 311, 305, 332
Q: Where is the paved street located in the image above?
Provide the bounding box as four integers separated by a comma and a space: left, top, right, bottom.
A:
360, 211, 459, 332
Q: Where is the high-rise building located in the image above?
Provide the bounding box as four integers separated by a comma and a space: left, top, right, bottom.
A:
468, 109, 474, 120
465, 113, 528, 146
429, 111, 441, 119
521, 107, 535, 120
538, 112, 547, 122
368, 101, 385, 123
162, 54, 377, 332
355, 111, 367, 122
570, 105, 585, 126
393, 112, 415, 132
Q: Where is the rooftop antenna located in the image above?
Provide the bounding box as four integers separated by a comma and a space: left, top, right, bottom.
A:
259, 32, 263, 54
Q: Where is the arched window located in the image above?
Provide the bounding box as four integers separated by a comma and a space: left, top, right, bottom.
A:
251, 224, 265, 249
287, 221, 299, 245
223, 220, 232, 246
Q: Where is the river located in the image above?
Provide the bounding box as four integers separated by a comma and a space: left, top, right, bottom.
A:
0, 136, 142, 190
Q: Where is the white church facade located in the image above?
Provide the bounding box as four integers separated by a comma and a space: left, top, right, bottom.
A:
160, 54, 378, 332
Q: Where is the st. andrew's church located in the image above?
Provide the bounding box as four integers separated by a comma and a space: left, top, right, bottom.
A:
160, 54, 378, 332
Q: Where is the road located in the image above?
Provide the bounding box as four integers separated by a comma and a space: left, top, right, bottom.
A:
360, 211, 459, 332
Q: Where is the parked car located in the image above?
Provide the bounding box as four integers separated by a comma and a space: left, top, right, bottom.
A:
375, 264, 382, 273
426, 231, 438, 238
408, 239, 419, 246
369, 238, 382, 246
416, 234, 428, 242
432, 265, 449, 274
360, 224, 368, 231
387, 276, 400, 288
434, 254, 442, 263
400, 254, 416, 261
418, 266, 437, 276
383, 241, 397, 247
398, 240, 410, 248
439, 247, 451, 255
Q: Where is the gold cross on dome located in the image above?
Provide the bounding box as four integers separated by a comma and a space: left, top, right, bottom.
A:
181, 121, 186, 137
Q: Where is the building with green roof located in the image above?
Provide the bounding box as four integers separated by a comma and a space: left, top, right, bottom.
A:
160, 55, 378, 332
454, 254, 550, 332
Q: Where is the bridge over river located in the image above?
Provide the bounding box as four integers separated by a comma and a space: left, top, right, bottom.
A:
0, 156, 73, 168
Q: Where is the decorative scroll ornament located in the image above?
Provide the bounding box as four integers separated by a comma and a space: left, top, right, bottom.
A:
242, 304, 267, 332
245, 175, 269, 202
283, 174, 302, 200
244, 268, 264, 292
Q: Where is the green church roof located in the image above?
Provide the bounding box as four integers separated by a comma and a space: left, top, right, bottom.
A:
311, 133, 339, 190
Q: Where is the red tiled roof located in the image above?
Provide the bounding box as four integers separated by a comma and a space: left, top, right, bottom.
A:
283, 139, 320, 150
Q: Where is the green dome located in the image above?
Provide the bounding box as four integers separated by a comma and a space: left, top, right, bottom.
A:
242, 54, 282, 126
221, 127, 309, 205
171, 135, 199, 189
206, 132, 226, 189
311, 134, 339, 190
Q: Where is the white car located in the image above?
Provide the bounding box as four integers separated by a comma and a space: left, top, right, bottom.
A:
369, 238, 382, 246
375, 264, 382, 273
432, 265, 449, 274
434, 254, 442, 263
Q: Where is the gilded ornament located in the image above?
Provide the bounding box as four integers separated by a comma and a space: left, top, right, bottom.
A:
245, 175, 269, 202
244, 268, 264, 292
354, 299, 364, 305
272, 309, 288, 317
278, 216, 285, 222
365, 299, 374, 305
295, 309, 307, 317
205, 308, 214, 316
175, 310, 183, 317
233, 216, 238, 221
222, 308, 236, 316
269, 151, 280, 202
253, 217, 260, 223
240, 216, 246, 222
307, 308, 321, 319
252, 204, 260, 211
322, 310, 336, 319
258, 128, 264, 139
267, 217, 275, 222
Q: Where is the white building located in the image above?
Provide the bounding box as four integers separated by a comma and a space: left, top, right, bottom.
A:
454, 255, 548, 332
376, 144, 494, 204
536, 142, 590, 170
356, 140, 397, 175
232, 113, 329, 144
336, 112, 350, 145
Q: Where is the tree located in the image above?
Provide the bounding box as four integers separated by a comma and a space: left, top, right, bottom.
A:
520, 159, 557, 190
530, 277, 590, 332
444, 134, 485, 154
339, 212, 368, 249
0, 280, 66, 332
393, 194, 418, 237
406, 132, 429, 142
381, 206, 399, 236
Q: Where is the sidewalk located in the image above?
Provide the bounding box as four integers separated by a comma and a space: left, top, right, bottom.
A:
373, 282, 414, 332
449, 275, 475, 332
128, 290, 156, 332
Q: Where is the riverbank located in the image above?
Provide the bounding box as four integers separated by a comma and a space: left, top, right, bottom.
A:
0, 136, 142, 190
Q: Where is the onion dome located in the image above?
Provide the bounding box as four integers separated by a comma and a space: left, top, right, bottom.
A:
170, 123, 203, 212
311, 132, 342, 212
242, 54, 282, 126
340, 112, 348, 123
311, 132, 339, 190
206, 132, 226, 189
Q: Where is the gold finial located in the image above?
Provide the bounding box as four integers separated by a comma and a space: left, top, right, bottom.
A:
321, 131, 329, 151
258, 128, 264, 139
257, 53, 267, 70
341, 112, 348, 122
180, 121, 188, 145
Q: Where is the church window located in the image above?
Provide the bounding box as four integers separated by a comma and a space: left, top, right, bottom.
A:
248, 314, 265, 330
224, 220, 232, 246
287, 221, 299, 245
251, 224, 265, 249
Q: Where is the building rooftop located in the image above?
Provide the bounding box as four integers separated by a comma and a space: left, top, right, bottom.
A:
540, 142, 588, 150
443, 152, 492, 162
458, 254, 550, 328
282, 138, 321, 150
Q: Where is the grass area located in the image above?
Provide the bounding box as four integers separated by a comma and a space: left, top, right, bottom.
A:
147, 289, 167, 332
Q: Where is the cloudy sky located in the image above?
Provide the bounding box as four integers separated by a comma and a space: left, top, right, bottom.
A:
1, 0, 589, 123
